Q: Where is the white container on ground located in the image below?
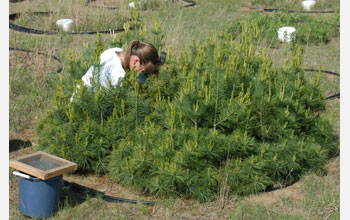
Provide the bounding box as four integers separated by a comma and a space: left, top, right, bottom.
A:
129, 2, 135, 7
302, 0, 316, 11
129, 1, 142, 8
56, 19, 73, 32
277, 27, 296, 43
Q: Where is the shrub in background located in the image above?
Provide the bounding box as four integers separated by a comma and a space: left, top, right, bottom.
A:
36, 18, 338, 202
226, 13, 339, 47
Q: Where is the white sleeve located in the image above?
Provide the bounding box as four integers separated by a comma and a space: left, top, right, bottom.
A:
70, 84, 81, 103
81, 65, 94, 87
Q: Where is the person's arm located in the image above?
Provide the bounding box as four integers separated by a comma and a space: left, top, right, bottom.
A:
81, 65, 95, 87
70, 65, 95, 103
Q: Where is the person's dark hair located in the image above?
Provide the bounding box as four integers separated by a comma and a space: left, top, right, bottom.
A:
124, 40, 167, 75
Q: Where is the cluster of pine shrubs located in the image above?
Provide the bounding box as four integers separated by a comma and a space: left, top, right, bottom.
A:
36, 18, 338, 202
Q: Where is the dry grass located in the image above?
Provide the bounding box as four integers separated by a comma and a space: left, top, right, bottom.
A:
11, 4, 128, 32
9, 49, 62, 76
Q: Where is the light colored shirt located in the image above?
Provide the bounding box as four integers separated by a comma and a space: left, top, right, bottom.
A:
82, 47, 125, 88
70, 47, 125, 102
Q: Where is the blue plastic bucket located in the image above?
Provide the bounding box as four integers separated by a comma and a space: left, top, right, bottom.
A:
18, 174, 63, 218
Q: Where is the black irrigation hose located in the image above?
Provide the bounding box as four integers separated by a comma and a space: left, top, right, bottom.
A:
302, 68, 340, 100
303, 68, 340, 77
325, 92, 340, 100
63, 180, 157, 206
9, 0, 26, 3
9, 47, 63, 73
182, 0, 196, 7
9, 12, 125, 35
9, 12, 57, 35
249, 7, 335, 14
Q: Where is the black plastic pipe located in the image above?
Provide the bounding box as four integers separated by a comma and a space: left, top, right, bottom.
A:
9, 0, 26, 3
9, 12, 125, 35
182, 0, 196, 7
63, 180, 157, 206
303, 68, 340, 77
302, 68, 340, 100
9, 47, 63, 73
325, 92, 340, 100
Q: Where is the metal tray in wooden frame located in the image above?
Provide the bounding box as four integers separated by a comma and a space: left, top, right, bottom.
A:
9, 151, 77, 180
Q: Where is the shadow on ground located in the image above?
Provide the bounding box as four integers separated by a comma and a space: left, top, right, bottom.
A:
9, 139, 32, 153
59, 181, 104, 208
60, 181, 156, 209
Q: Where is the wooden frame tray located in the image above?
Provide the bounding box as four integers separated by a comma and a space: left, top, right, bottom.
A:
9, 151, 77, 180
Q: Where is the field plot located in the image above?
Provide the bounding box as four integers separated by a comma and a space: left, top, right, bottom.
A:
9, 0, 340, 219
10, 1, 128, 33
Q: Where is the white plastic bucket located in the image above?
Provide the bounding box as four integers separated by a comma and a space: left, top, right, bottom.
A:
56, 19, 73, 32
277, 27, 296, 43
129, 2, 136, 7
302, 0, 316, 11
129, 1, 144, 8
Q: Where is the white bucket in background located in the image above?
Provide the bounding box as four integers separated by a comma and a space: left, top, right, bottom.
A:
302, 0, 316, 11
129, 2, 135, 7
278, 27, 296, 43
56, 19, 73, 32
129, 1, 142, 8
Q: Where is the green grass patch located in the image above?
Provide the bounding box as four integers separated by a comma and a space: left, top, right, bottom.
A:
9, 57, 59, 133
229, 157, 340, 220
230, 202, 306, 220
225, 12, 339, 47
